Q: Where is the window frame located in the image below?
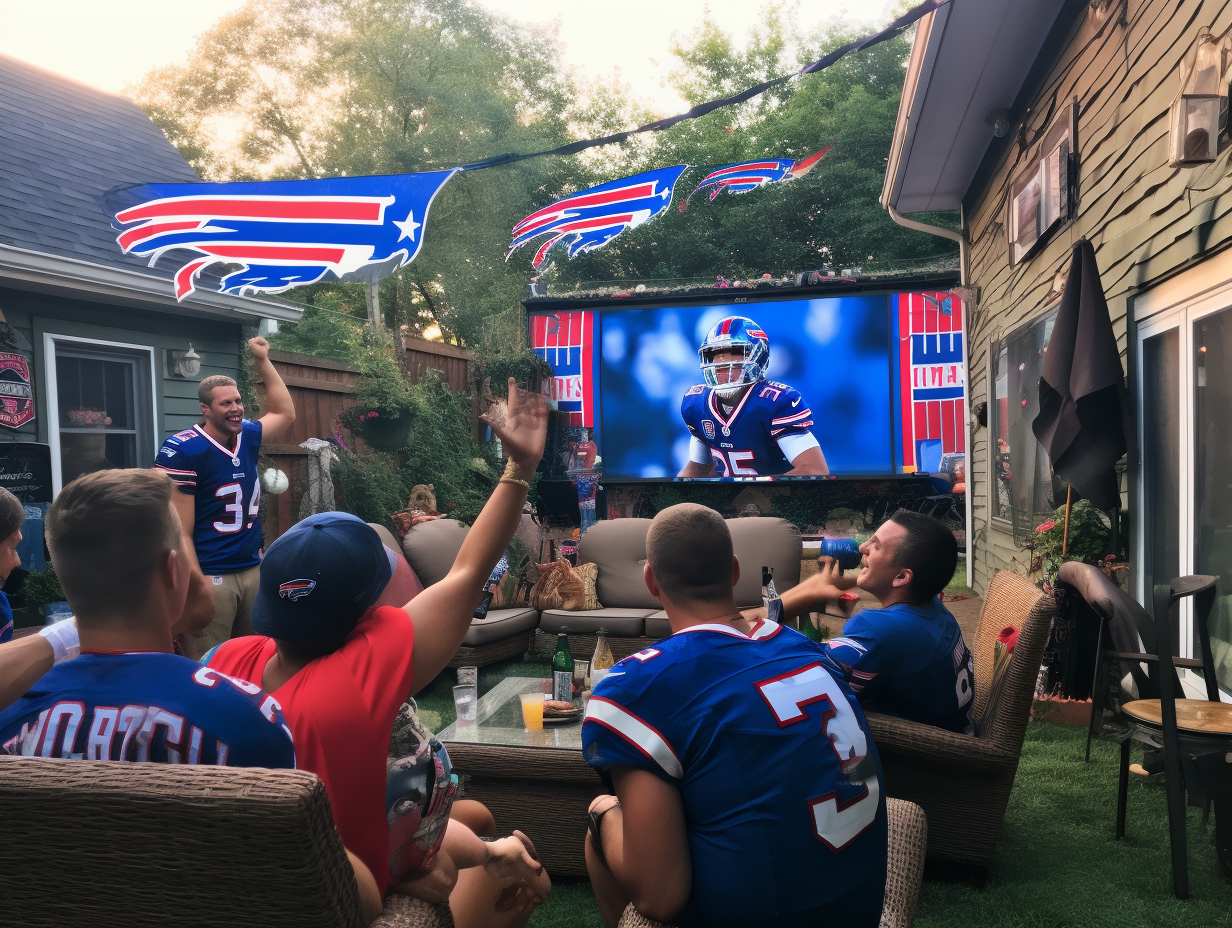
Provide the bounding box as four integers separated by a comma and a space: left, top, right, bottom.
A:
43, 333, 159, 495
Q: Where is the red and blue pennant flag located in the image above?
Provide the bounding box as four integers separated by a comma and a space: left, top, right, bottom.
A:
507, 165, 689, 270
679, 146, 831, 211
105, 171, 457, 300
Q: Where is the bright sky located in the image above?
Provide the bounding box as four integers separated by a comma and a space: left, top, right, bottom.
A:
0, 0, 893, 112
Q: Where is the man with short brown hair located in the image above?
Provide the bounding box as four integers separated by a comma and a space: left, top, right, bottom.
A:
157, 336, 296, 658
0, 486, 24, 644
0, 469, 293, 767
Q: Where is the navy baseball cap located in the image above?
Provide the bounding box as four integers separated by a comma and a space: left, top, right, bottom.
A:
251, 511, 396, 642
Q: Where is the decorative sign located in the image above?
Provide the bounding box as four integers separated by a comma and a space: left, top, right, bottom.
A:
106, 170, 458, 301
0, 441, 51, 504
0, 353, 35, 429
529, 311, 596, 428
896, 293, 967, 473
508, 166, 689, 270
679, 146, 831, 210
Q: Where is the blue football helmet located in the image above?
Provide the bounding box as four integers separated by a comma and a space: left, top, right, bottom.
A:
698, 316, 769, 398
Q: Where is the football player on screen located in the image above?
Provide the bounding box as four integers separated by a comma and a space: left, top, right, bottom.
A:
678, 316, 829, 478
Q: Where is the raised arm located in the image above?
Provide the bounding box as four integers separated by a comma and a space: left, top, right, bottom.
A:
406, 379, 546, 689
740, 556, 856, 622
248, 336, 296, 442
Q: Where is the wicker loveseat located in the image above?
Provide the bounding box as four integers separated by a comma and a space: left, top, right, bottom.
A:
862, 570, 1056, 875
0, 756, 451, 928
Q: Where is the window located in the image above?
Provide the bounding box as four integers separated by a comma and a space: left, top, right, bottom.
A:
990, 306, 1063, 541
1009, 103, 1079, 265
45, 337, 156, 492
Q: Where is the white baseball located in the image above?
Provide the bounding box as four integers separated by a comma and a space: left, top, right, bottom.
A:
262, 467, 290, 495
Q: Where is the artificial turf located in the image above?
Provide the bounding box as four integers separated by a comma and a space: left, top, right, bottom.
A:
418, 661, 1232, 928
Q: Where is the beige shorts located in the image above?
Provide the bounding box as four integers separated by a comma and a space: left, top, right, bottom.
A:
181, 564, 261, 660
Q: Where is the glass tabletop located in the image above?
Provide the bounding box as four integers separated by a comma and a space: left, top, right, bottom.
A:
438, 676, 585, 751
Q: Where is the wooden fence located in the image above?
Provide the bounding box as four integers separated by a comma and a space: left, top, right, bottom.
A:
259, 338, 476, 541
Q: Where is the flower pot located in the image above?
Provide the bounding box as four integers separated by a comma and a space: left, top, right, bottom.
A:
362, 414, 412, 452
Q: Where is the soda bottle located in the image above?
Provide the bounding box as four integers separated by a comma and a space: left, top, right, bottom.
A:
552, 629, 575, 703
761, 566, 778, 608
591, 628, 615, 687
819, 537, 863, 570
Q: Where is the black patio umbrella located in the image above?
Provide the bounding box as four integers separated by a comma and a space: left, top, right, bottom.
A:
1031, 238, 1132, 550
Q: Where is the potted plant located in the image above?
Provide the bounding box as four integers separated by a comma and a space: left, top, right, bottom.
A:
340, 348, 417, 452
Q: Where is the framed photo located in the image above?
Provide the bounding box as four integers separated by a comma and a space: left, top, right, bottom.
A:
1009, 102, 1079, 265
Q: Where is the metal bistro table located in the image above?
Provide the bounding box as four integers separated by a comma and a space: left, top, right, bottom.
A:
438, 677, 605, 877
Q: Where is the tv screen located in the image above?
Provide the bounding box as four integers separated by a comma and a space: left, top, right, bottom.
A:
528, 290, 967, 482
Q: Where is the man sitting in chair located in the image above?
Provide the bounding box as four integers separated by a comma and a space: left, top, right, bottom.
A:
750, 509, 974, 734
582, 503, 886, 928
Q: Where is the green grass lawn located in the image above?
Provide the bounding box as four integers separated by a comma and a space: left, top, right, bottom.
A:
419, 660, 1232, 928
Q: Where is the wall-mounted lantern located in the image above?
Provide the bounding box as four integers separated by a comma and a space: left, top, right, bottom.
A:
168, 343, 202, 379
1169, 31, 1230, 166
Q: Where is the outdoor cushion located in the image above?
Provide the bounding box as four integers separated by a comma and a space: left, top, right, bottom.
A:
538, 608, 654, 637
644, 611, 673, 640
728, 516, 801, 606
579, 518, 659, 609
462, 607, 540, 647
401, 518, 468, 587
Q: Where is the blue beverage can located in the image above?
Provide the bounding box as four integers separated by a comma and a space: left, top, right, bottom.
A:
819, 537, 862, 570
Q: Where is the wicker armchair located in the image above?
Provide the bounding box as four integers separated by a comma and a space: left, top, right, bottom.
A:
615, 798, 928, 928
863, 570, 1056, 876
0, 756, 451, 928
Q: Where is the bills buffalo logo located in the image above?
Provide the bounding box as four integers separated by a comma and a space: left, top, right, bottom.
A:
702, 419, 716, 440
278, 579, 317, 601
0, 353, 34, 429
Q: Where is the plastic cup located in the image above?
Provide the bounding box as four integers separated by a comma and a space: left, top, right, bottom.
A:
453, 684, 478, 725
457, 666, 478, 687
520, 692, 545, 730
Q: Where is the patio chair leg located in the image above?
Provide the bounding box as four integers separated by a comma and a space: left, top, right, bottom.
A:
1116, 739, 1129, 840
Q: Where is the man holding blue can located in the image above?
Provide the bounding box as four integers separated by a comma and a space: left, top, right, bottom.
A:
749, 510, 974, 734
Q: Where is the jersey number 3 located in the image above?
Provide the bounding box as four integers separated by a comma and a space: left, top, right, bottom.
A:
213, 479, 261, 533
755, 662, 880, 852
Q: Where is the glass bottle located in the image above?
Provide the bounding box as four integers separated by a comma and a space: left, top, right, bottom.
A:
552, 629, 575, 703
800, 610, 822, 642
591, 628, 615, 687
761, 566, 777, 608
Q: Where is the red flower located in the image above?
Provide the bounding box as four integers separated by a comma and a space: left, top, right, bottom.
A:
1036, 520, 1056, 533
447, 502, 457, 509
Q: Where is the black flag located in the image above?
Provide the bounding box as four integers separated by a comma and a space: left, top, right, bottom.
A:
1031, 239, 1131, 510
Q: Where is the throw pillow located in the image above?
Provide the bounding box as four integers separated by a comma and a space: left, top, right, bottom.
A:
571, 562, 602, 611
529, 560, 603, 611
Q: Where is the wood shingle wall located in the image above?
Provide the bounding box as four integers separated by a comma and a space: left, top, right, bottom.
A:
965, 0, 1232, 593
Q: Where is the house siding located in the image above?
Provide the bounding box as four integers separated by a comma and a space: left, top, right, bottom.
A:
963, 0, 1232, 594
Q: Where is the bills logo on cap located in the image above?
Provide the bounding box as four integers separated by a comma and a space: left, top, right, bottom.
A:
278, 579, 317, 601
702, 419, 715, 440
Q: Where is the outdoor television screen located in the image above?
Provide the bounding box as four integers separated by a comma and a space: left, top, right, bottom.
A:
527, 291, 966, 482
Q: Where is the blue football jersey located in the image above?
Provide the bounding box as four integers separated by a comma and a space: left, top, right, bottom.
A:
0, 652, 295, 767
680, 380, 814, 476
156, 420, 263, 573
0, 591, 11, 644
824, 598, 975, 734
583, 621, 887, 928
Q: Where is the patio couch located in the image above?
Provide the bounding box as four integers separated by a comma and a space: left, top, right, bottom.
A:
0, 755, 451, 928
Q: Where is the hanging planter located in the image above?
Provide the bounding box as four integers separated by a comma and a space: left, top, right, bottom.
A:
355, 410, 412, 452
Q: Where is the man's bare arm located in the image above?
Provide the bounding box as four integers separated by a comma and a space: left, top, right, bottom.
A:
597, 767, 692, 924
0, 634, 54, 712
783, 445, 829, 476
169, 490, 215, 636
677, 460, 717, 478
248, 336, 296, 442
740, 556, 857, 622
406, 379, 546, 689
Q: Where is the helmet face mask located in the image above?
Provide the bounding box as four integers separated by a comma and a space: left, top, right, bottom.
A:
698, 316, 769, 399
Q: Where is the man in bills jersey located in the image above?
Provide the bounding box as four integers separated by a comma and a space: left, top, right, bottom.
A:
677, 315, 828, 478
157, 336, 295, 659
0, 469, 294, 768
582, 504, 885, 928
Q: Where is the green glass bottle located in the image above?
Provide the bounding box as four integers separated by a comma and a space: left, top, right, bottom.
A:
800, 610, 823, 642
552, 629, 575, 703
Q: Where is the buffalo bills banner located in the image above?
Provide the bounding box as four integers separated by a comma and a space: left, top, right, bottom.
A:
679, 146, 831, 211
529, 311, 597, 428
891, 292, 966, 473
105, 171, 456, 300
507, 165, 689, 270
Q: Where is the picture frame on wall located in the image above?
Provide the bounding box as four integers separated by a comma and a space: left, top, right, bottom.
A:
1009, 101, 1079, 266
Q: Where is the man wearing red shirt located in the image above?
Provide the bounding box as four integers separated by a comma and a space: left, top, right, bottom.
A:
206, 380, 549, 926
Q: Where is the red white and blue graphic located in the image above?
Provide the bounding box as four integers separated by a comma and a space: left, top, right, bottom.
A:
679, 146, 831, 211
508, 166, 689, 270
529, 311, 596, 428
106, 171, 457, 301
278, 579, 317, 601
892, 292, 966, 473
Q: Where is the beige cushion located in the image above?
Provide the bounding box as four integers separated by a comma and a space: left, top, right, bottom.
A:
578, 518, 659, 609
538, 608, 655, 636
401, 518, 469, 587
644, 611, 673, 640
462, 607, 540, 647
728, 517, 801, 607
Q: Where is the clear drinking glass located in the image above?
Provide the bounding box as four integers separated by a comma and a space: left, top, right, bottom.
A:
453, 684, 478, 725
457, 666, 478, 687
520, 691, 545, 730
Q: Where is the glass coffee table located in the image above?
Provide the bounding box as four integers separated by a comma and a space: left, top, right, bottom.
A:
438, 677, 602, 877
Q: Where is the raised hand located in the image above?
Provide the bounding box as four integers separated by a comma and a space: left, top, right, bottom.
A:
247, 336, 271, 363
481, 377, 547, 472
